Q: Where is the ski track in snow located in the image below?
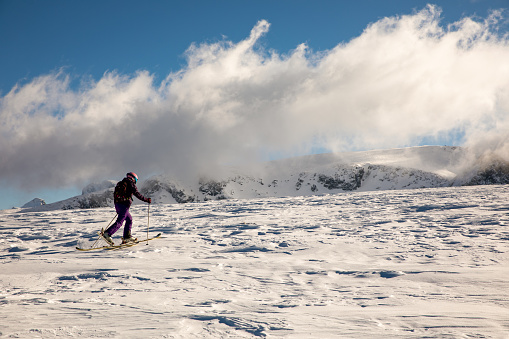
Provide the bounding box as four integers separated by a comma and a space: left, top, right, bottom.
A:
1, 185, 509, 338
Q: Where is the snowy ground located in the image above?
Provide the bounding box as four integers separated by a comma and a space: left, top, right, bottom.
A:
1, 185, 509, 338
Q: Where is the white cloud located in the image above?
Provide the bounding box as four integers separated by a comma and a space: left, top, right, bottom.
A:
1, 6, 509, 191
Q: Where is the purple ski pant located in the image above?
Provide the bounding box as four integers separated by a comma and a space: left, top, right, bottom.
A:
106, 203, 132, 239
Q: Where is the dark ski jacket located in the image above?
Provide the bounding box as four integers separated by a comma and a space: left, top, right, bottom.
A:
114, 177, 150, 207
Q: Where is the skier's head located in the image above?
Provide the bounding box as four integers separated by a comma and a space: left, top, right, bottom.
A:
126, 172, 138, 183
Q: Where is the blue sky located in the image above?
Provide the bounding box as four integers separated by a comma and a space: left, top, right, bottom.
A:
1, 0, 508, 209
2, 0, 507, 94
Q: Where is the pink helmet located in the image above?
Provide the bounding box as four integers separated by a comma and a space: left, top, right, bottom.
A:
126, 172, 138, 183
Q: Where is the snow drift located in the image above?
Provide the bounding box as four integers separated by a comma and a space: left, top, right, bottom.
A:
1, 184, 508, 337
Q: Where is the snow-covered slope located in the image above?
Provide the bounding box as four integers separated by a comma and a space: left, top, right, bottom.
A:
22, 146, 509, 211
1, 185, 508, 337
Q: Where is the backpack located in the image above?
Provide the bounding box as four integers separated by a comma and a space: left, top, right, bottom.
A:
114, 179, 131, 202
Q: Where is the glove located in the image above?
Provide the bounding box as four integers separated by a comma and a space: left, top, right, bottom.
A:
147, 198, 152, 204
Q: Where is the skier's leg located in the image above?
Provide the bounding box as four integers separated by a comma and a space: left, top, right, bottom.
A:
123, 209, 133, 239
106, 203, 128, 236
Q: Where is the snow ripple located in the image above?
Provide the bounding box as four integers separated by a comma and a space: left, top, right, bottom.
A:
0, 185, 508, 337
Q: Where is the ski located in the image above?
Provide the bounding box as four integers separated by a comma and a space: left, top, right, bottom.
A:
76, 233, 162, 251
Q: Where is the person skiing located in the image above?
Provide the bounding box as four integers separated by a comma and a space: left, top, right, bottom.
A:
101, 172, 151, 245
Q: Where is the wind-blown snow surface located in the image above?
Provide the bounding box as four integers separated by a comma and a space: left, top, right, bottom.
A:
1, 185, 509, 338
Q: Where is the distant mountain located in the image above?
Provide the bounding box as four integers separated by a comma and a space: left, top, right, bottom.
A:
22, 146, 509, 211
81, 180, 117, 195
21, 198, 46, 208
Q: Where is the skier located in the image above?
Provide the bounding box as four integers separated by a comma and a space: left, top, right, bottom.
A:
101, 172, 151, 245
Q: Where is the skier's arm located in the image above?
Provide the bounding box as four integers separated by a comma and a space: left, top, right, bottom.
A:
131, 182, 151, 203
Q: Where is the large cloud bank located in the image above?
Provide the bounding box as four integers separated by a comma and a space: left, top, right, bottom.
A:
1, 5, 509, 190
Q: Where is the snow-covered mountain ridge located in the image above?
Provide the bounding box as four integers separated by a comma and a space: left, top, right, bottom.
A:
24, 146, 509, 211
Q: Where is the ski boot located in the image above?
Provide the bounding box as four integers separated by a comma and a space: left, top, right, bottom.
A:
121, 235, 138, 244
100, 229, 114, 246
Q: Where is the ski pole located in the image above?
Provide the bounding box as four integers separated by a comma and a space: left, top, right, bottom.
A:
107, 213, 118, 228
146, 203, 150, 245
91, 213, 117, 248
